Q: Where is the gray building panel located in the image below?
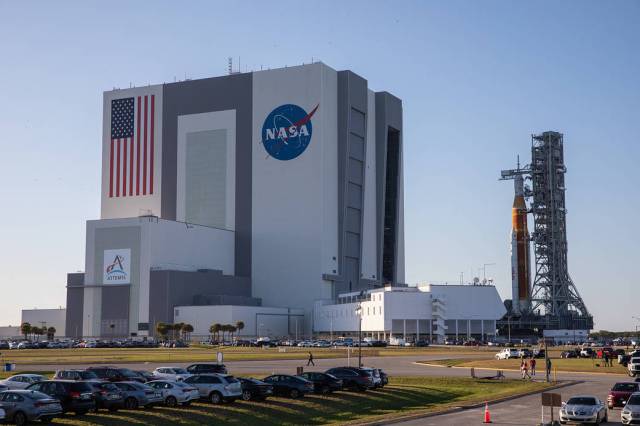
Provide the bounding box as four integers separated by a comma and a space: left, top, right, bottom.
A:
161, 73, 253, 277
148, 269, 255, 335
65, 273, 85, 338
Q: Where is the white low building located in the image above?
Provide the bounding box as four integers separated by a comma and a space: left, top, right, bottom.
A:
173, 305, 306, 339
22, 308, 66, 337
313, 284, 506, 343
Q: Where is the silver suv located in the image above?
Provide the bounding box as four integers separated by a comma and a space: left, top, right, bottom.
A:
183, 374, 242, 404
628, 357, 640, 377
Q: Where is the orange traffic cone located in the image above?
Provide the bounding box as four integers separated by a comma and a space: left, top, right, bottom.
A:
483, 402, 492, 423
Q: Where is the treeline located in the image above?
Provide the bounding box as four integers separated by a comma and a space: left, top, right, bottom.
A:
155, 322, 194, 341
590, 330, 639, 339
209, 321, 245, 341
20, 322, 56, 340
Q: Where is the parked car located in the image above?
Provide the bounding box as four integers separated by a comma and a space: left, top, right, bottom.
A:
183, 374, 242, 404
262, 375, 313, 398
0, 374, 47, 390
299, 372, 343, 394
111, 381, 163, 409
580, 347, 595, 358
622, 392, 640, 425
132, 370, 155, 383
518, 348, 533, 358
360, 368, 382, 388
533, 349, 546, 359
559, 395, 608, 424
324, 367, 374, 391
561, 350, 579, 359
629, 357, 640, 377
597, 347, 615, 359
237, 377, 273, 401
26, 380, 96, 414
53, 370, 101, 381
146, 380, 200, 407
0, 390, 62, 424
152, 367, 192, 382
86, 367, 146, 383
608, 382, 640, 409
85, 381, 124, 412
620, 355, 632, 367
377, 369, 389, 387
185, 363, 228, 375
495, 348, 520, 360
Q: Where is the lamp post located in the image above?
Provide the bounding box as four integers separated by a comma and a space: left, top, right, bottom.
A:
633, 317, 640, 346
355, 304, 363, 367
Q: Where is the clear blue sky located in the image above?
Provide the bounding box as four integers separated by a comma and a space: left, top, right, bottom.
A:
0, 1, 638, 331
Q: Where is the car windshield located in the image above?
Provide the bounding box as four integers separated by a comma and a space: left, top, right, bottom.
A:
224, 376, 239, 383
25, 391, 52, 400
120, 369, 139, 378
173, 381, 189, 388
80, 371, 99, 380
627, 395, 640, 405
613, 383, 637, 392
567, 397, 597, 405
173, 368, 189, 375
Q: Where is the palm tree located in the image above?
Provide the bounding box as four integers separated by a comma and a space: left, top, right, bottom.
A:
182, 324, 194, 341
47, 327, 56, 340
229, 325, 237, 342
173, 323, 184, 341
235, 321, 245, 337
156, 322, 169, 340
21, 322, 31, 340
211, 323, 222, 342
31, 326, 42, 341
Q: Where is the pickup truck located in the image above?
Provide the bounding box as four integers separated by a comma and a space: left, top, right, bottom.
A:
628, 357, 640, 377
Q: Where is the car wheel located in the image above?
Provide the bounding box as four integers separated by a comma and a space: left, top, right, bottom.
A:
604, 410, 608, 422
108, 407, 119, 412
209, 391, 223, 404
166, 396, 178, 407
125, 397, 139, 410
290, 389, 300, 398
75, 410, 88, 416
40, 416, 53, 424
321, 385, 330, 395
13, 411, 27, 426
242, 390, 252, 401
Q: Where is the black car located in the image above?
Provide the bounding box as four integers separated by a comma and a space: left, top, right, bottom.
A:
262, 375, 313, 398
325, 367, 374, 391
299, 372, 343, 394
377, 369, 389, 387
26, 380, 96, 414
86, 367, 146, 383
86, 381, 124, 412
53, 370, 101, 381
561, 350, 579, 359
238, 377, 274, 401
132, 370, 155, 383
533, 349, 546, 359
186, 363, 228, 375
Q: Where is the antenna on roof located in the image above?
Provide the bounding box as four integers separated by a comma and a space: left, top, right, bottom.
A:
228, 57, 233, 75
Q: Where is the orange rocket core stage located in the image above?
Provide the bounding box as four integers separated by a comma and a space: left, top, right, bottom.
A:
512, 195, 530, 302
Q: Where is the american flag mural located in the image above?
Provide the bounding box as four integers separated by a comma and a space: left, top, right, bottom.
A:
109, 95, 156, 197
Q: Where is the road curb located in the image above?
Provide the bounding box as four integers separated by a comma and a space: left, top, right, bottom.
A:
414, 361, 629, 377
359, 380, 580, 426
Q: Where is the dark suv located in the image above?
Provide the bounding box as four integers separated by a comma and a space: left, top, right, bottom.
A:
26, 380, 96, 414
53, 370, 101, 381
86, 367, 146, 383
185, 364, 228, 375
324, 367, 374, 391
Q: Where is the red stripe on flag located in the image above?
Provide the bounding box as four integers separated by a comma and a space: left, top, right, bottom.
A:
122, 138, 127, 197
109, 139, 114, 198
143, 95, 148, 195
150, 95, 155, 194
136, 96, 141, 195
129, 136, 134, 196
116, 138, 121, 197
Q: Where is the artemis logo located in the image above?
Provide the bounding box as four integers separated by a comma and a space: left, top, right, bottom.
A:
262, 104, 319, 161
103, 249, 131, 284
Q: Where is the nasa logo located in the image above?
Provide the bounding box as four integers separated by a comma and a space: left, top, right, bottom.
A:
262, 104, 319, 161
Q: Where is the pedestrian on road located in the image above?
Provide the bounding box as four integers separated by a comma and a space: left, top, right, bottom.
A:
307, 351, 315, 366
530, 358, 536, 376
603, 352, 609, 367
546, 357, 552, 377
520, 360, 530, 380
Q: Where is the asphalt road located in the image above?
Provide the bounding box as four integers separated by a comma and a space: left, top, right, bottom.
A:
14, 353, 630, 425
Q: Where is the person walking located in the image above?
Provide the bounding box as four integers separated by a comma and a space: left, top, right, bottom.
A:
546, 357, 552, 377
603, 352, 609, 367
307, 351, 315, 366
530, 358, 537, 376
520, 360, 526, 379
523, 360, 531, 379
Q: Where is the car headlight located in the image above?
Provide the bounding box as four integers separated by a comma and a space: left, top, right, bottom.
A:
623, 409, 631, 415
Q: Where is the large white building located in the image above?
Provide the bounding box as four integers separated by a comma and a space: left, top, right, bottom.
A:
66, 62, 405, 338
314, 284, 506, 343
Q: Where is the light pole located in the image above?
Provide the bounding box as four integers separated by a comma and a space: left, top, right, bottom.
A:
355, 304, 363, 368
482, 263, 496, 282
507, 315, 512, 344
633, 317, 640, 346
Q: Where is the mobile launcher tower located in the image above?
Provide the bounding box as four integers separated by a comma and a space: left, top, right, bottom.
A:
498, 131, 593, 340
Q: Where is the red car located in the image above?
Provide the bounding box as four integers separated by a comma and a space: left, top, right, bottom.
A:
607, 382, 640, 408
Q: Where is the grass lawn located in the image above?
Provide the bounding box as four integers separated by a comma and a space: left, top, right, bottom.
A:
0, 346, 495, 366
23, 377, 549, 425
424, 358, 631, 375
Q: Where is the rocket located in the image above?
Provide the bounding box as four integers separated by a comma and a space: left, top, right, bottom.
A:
510, 175, 531, 314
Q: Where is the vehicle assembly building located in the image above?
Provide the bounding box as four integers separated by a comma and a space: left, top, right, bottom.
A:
499, 131, 593, 340
65, 62, 406, 338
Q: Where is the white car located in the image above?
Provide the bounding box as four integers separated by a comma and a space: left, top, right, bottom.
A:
152, 367, 192, 381
622, 392, 640, 425
147, 380, 200, 407
559, 395, 608, 424
0, 374, 47, 390
495, 348, 520, 360
183, 374, 242, 404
